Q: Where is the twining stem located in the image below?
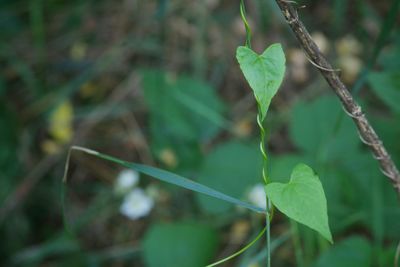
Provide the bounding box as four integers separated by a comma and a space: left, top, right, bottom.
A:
240, 1, 272, 266
257, 113, 268, 185
240, 0, 252, 48
257, 112, 271, 267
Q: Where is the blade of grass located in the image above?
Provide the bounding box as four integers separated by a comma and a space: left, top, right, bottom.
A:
63, 146, 265, 214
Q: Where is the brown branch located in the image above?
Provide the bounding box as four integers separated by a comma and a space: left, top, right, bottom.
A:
274, 0, 400, 196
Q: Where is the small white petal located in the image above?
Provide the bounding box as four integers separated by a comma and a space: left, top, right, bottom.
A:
114, 169, 139, 195
120, 189, 154, 220
248, 184, 266, 209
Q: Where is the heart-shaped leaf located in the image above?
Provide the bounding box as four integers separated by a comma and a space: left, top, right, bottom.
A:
265, 163, 333, 243
236, 44, 286, 120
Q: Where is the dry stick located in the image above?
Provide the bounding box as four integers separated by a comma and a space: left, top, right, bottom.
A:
274, 0, 400, 196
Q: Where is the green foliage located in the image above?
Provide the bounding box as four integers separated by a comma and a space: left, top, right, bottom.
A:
367, 71, 400, 114
0, 101, 19, 202
378, 44, 400, 70
236, 42, 332, 247
3, 1, 400, 266
288, 95, 400, 241
290, 96, 360, 163
236, 44, 286, 120
266, 164, 333, 243
373, 115, 400, 163
313, 236, 371, 267
142, 222, 219, 267
196, 141, 262, 213
141, 69, 225, 168
340, 153, 400, 240
289, 96, 362, 231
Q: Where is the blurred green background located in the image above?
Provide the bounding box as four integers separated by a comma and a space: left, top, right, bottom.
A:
1, 0, 400, 266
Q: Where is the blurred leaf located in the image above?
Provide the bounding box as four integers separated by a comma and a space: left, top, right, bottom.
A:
317, 166, 361, 233
196, 141, 263, 213
142, 222, 218, 267
266, 164, 332, 243
369, 0, 400, 65
367, 71, 400, 114
0, 9, 23, 39
373, 114, 400, 168
370, 113, 400, 162
11, 234, 80, 266
141, 69, 225, 168
142, 69, 225, 141
0, 78, 4, 96
378, 45, 400, 70
290, 95, 360, 163
269, 154, 306, 183
236, 44, 286, 120
376, 244, 399, 267
313, 236, 371, 267
288, 95, 400, 238
333, 0, 347, 33
1, 213, 30, 261
340, 153, 400, 239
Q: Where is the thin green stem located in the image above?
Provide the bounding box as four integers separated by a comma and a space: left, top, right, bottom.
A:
238, 2, 272, 265
256, 113, 268, 184
240, 0, 252, 49
257, 112, 271, 267
206, 227, 266, 267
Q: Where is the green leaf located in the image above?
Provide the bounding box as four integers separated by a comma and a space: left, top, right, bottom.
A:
265, 163, 332, 242
196, 141, 262, 213
367, 71, 400, 114
313, 236, 371, 267
143, 222, 219, 267
67, 147, 265, 214
288, 96, 366, 232
236, 44, 286, 120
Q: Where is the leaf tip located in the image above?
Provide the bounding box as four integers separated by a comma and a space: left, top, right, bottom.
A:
325, 231, 334, 244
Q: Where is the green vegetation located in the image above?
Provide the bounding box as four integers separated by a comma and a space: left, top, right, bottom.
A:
1, 0, 399, 266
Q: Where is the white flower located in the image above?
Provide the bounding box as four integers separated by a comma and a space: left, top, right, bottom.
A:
114, 169, 139, 195
248, 184, 266, 209
120, 188, 154, 220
